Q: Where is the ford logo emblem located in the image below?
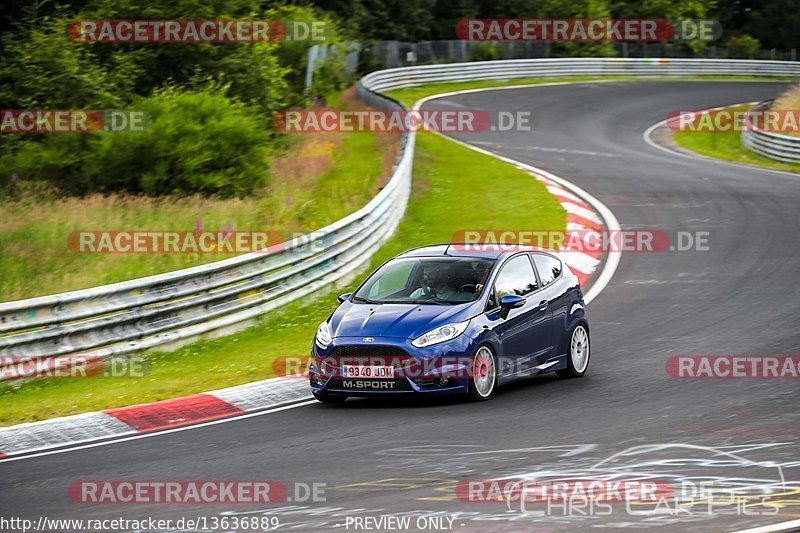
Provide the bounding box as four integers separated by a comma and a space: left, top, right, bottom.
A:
362, 337, 374, 343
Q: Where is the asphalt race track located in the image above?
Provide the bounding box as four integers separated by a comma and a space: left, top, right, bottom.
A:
2, 81, 799, 532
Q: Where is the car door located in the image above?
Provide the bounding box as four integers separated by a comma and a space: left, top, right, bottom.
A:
486, 254, 553, 378
531, 252, 568, 363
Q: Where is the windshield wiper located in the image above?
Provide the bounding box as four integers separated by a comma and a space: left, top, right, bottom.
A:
351, 295, 381, 304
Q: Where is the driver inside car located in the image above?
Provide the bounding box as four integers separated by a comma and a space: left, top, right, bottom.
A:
473, 262, 491, 293
409, 264, 459, 300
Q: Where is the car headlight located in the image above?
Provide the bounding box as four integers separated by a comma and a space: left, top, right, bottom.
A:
315, 321, 333, 349
412, 320, 470, 348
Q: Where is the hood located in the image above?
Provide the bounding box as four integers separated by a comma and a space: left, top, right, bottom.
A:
330, 301, 476, 340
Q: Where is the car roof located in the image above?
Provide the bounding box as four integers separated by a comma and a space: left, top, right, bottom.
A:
395, 243, 550, 260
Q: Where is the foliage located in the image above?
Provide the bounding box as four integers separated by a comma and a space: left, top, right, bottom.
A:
0, 0, 295, 197
0, 17, 125, 109
726, 34, 760, 59
748, 0, 800, 51
80, 0, 289, 115
3, 90, 271, 197
471, 42, 500, 61
265, 4, 344, 104
309, 50, 354, 100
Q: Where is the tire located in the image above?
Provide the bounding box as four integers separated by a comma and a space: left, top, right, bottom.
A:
557, 323, 590, 379
312, 391, 347, 404
468, 345, 498, 401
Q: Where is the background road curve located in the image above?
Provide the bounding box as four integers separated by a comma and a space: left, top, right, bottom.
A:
1, 81, 798, 532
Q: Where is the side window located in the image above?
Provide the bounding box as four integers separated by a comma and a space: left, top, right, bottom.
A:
532, 254, 562, 287
493, 255, 539, 303
367, 261, 414, 299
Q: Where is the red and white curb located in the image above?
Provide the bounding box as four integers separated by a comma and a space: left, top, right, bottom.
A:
0, 172, 610, 461
0, 87, 619, 461
530, 172, 603, 289
414, 83, 620, 305
0, 377, 310, 459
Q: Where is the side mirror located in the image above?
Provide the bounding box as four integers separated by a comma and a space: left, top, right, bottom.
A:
500, 294, 526, 309
338, 292, 352, 304
499, 294, 526, 318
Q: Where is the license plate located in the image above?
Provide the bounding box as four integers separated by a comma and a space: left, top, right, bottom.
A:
341, 365, 394, 378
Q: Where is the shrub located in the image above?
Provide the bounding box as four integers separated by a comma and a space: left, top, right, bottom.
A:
727, 34, 761, 59
78, 0, 290, 115
264, 4, 344, 104
0, 17, 125, 109
471, 42, 500, 62
3, 90, 271, 197
309, 52, 353, 102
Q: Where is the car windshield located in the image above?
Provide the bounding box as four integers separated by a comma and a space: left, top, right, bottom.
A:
353, 256, 495, 305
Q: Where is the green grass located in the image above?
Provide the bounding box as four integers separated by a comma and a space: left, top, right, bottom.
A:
673, 105, 800, 174
0, 131, 565, 426
9, 73, 786, 425
0, 127, 386, 301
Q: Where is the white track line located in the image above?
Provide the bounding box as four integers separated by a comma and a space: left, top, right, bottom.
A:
414, 83, 621, 305
11, 79, 788, 533
0, 82, 625, 462
0, 400, 318, 463
642, 101, 800, 179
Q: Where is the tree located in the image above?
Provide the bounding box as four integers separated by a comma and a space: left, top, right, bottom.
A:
727, 33, 760, 58
750, 0, 800, 51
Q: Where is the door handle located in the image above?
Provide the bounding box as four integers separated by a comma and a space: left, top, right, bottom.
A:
537, 300, 549, 311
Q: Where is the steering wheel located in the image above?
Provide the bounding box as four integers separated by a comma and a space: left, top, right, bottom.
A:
459, 283, 477, 293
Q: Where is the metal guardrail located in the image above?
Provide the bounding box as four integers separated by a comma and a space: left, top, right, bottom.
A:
3, 58, 799, 380
0, 88, 413, 379
359, 58, 800, 92
742, 100, 800, 163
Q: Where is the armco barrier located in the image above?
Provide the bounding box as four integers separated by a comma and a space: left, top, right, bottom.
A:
358, 57, 800, 92
742, 100, 800, 164
0, 89, 413, 379
2, 58, 799, 380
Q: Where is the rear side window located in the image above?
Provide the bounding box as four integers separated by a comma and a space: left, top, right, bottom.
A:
532, 254, 562, 286
492, 255, 539, 305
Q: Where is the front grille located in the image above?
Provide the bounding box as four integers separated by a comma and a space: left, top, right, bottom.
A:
328, 345, 410, 360
326, 345, 413, 369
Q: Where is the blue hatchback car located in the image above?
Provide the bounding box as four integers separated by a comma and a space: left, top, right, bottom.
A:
309, 244, 590, 403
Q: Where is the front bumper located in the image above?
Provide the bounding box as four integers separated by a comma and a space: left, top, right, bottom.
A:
309, 335, 478, 396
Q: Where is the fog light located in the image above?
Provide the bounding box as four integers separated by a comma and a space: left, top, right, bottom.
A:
309, 370, 326, 386
438, 376, 450, 386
